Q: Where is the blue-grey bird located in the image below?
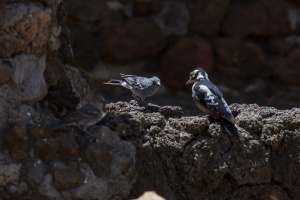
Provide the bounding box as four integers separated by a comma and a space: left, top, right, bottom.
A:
49, 95, 106, 134
186, 68, 244, 143
104, 73, 161, 101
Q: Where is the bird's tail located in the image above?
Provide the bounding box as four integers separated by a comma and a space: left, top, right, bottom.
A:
219, 118, 245, 143
120, 73, 134, 78
103, 79, 123, 86
103, 79, 130, 89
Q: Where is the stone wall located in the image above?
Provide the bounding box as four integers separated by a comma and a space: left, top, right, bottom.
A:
65, 0, 300, 90
1, 1, 300, 200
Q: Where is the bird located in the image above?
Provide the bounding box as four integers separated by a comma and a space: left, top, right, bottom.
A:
48, 95, 106, 135
104, 73, 161, 101
186, 68, 244, 143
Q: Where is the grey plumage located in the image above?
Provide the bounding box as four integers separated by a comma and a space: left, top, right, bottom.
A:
104, 73, 161, 100
186, 68, 244, 142
49, 95, 106, 134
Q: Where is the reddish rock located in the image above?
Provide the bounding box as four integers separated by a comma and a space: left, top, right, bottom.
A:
267, 38, 296, 56
222, 0, 291, 38
99, 18, 166, 63
53, 162, 85, 190
152, 1, 190, 36
84, 143, 112, 178
187, 0, 230, 37
268, 48, 300, 86
214, 38, 265, 80
161, 38, 213, 90
0, 60, 13, 84
0, 3, 58, 58
65, 0, 122, 25
133, 0, 163, 16
34, 133, 79, 162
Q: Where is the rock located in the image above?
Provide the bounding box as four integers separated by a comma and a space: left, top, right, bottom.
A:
152, 1, 190, 36
161, 38, 213, 90
133, 0, 163, 16
214, 38, 265, 80
0, 3, 60, 58
65, 0, 122, 26
228, 185, 291, 200
105, 100, 183, 119
34, 132, 79, 162
187, 0, 230, 37
38, 173, 62, 200
0, 54, 47, 104
267, 37, 296, 56
274, 133, 300, 199
6, 182, 28, 195
62, 162, 132, 200
266, 48, 300, 86
228, 139, 271, 186
84, 143, 112, 178
0, 163, 22, 187
0, 60, 13, 84
99, 18, 166, 63
26, 159, 48, 186
53, 162, 85, 190
102, 102, 299, 199
222, 0, 291, 38
128, 146, 173, 199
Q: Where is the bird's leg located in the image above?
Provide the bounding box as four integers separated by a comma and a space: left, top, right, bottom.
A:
131, 94, 140, 104
131, 94, 147, 107
138, 97, 148, 108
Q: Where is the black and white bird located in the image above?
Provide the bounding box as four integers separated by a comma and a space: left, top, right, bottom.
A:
186, 68, 244, 142
49, 95, 106, 135
104, 73, 161, 101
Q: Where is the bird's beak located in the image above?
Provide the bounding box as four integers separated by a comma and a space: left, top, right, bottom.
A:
155, 81, 161, 87
186, 79, 192, 85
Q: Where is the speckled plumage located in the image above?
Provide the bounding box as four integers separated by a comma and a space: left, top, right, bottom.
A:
186, 68, 244, 142
49, 95, 106, 134
104, 73, 161, 101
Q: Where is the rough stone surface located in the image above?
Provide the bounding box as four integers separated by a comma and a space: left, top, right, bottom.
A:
267, 48, 300, 86
0, 54, 47, 104
187, 0, 230, 36
161, 38, 213, 90
0, 2, 60, 58
214, 38, 265, 80
0, 60, 13, 84
222, 0, 291, 38
101, 102, 300, 200
152, 1, 190, 36
133, 0, 163, 16
99, 18, 166, 63
267, 37, 297, 56
2, 1, 300, 200
65, 0, 122, 25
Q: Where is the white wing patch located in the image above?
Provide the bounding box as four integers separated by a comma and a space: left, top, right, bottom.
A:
199, 85, 219, 106
221, 97, 232, 114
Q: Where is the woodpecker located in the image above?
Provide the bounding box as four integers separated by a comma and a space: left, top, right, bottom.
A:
186, 68, 244, 142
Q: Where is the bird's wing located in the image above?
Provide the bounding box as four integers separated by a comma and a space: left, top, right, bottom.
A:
193, 82, 236, 124
123, 76, 148, 89
55, 104, 101, 126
